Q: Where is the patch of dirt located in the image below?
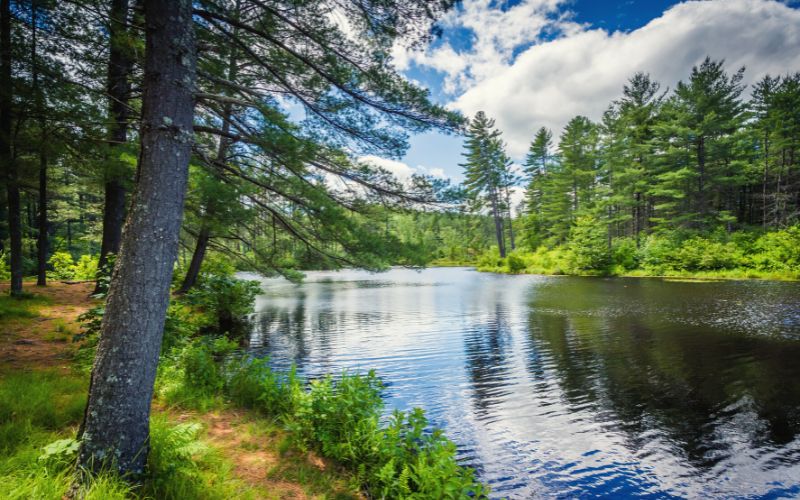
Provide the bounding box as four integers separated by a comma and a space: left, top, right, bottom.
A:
0, 281, 96, 371
1, 282, 360, 499
167, 407, 316, 499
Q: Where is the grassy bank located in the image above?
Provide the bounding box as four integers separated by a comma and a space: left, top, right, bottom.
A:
469, 227, 800, 281
0, 282, 488, 499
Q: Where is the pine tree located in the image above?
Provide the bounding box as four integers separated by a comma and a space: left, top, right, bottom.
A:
602, 73, 663, 245
651, 58, 747, 230
522, 127, 553, 248
461, 112, 514, 257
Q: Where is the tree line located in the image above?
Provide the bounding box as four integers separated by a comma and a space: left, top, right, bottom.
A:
462, 58, 800, 259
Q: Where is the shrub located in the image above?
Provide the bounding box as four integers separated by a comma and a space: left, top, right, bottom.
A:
72, 255, 99, 281
0, 251, 9, 281
160, 345, 489, 497
751, 226, 800, 272
506, 253, 527, 274
612, 237, 639, 271
672, 237, 742, 271
181, 337, 238, 396
637, 234, 679, 273
567, 216, 611, 272
48, 252, 75, 280
185, 275, 261, 340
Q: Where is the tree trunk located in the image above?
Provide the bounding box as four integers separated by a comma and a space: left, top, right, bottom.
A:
33, 0, 48, 287
36, 142, 47, 286
178, 225, 209, 294
77, 0, 195, 476
0, 0, 21, 295
490, 191, 506, 258
96, 0, 133, 291
97, 179, 126, 270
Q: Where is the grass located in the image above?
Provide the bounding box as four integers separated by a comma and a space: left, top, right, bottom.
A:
0, 284, 364, 499
1, 280, 488, 498
0, 293, 49, 324
0, 369, 291, 499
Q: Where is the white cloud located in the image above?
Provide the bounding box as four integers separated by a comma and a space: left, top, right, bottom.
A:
401, 0, 800, 158
359, 155, 448, 183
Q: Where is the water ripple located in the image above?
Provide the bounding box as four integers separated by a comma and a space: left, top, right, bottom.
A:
245, 268, 800, 498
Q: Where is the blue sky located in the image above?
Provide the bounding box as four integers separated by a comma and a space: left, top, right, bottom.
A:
387, 0, 800, 184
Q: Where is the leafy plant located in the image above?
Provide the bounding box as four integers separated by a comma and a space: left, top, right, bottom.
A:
48, 252, 76, 280
185, 275, 261, 340
38, 438, 79, 471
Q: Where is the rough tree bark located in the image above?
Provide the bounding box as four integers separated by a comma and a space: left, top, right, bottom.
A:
36, 141, 47, 286
1, 0, 21, 295
76, 0, 195, 475
178, 225, 209, 293
32, 0, 48, 287
96, 0, 133, 292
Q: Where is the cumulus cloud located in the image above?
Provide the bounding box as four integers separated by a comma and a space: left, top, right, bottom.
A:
400, 0, 800, 158
359, 155, 448, 184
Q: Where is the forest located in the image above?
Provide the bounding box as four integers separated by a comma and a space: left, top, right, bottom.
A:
405, 60, 800, 279
1, 0, 799, 498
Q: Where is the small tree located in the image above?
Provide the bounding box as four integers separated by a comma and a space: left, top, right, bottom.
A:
568, 216, 611, 272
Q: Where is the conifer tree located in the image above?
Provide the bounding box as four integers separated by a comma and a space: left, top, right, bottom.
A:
462, 112, 514, 257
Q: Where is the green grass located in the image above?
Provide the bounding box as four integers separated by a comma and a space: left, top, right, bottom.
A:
0, 369, 260, 500
0, 370, 87, 454
0, 293, 49, 324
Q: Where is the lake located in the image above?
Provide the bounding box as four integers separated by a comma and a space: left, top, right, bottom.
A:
246, 267, 800, 498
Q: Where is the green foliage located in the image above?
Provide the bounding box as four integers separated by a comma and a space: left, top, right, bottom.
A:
185, 275, 261, 339
567, 216, 611, 272
143, 417, 209, 498
751, 226, 800, 272
177, 337, 238, 400
0, 404, 255, 500
47, 252, 76, 280
485, 226, 800, 279
0, 251, 10, 281
611, 238, 639, 271
0, 371, 86, 454
38, 438, 80, 471
506, 253, 527, 274
46, 252, 98, 281
159, 341, 489, 498
72, 255, 99, 280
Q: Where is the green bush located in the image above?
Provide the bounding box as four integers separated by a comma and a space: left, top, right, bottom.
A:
47, 252, 99, 281
672, 237, 742, 271
160, 346, 489, 498
72, 255, 99, 280
506, 253, 527, 274
185, 275, 261, 340
611, 237, 639, 270
567, 216, 611, 272
0, 251, 10, 281
48, 252, 76, 280
751, 226, 800, 272
181, 337, 238, 396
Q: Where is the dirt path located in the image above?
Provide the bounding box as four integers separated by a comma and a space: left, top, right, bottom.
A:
0, 281, 360, 500
0, 281, 95, 371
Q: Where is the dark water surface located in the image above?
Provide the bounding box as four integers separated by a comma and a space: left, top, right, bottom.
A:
246, 267, 800, 498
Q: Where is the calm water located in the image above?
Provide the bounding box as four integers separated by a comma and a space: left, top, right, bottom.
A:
245, 267, 800, 498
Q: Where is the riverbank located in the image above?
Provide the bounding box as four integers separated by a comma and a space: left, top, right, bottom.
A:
473, 262, 800, 281
0, 280, 488, 499
0, 282, 364, 499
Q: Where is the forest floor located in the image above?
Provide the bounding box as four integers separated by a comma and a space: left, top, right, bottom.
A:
0, 281, 361, 500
